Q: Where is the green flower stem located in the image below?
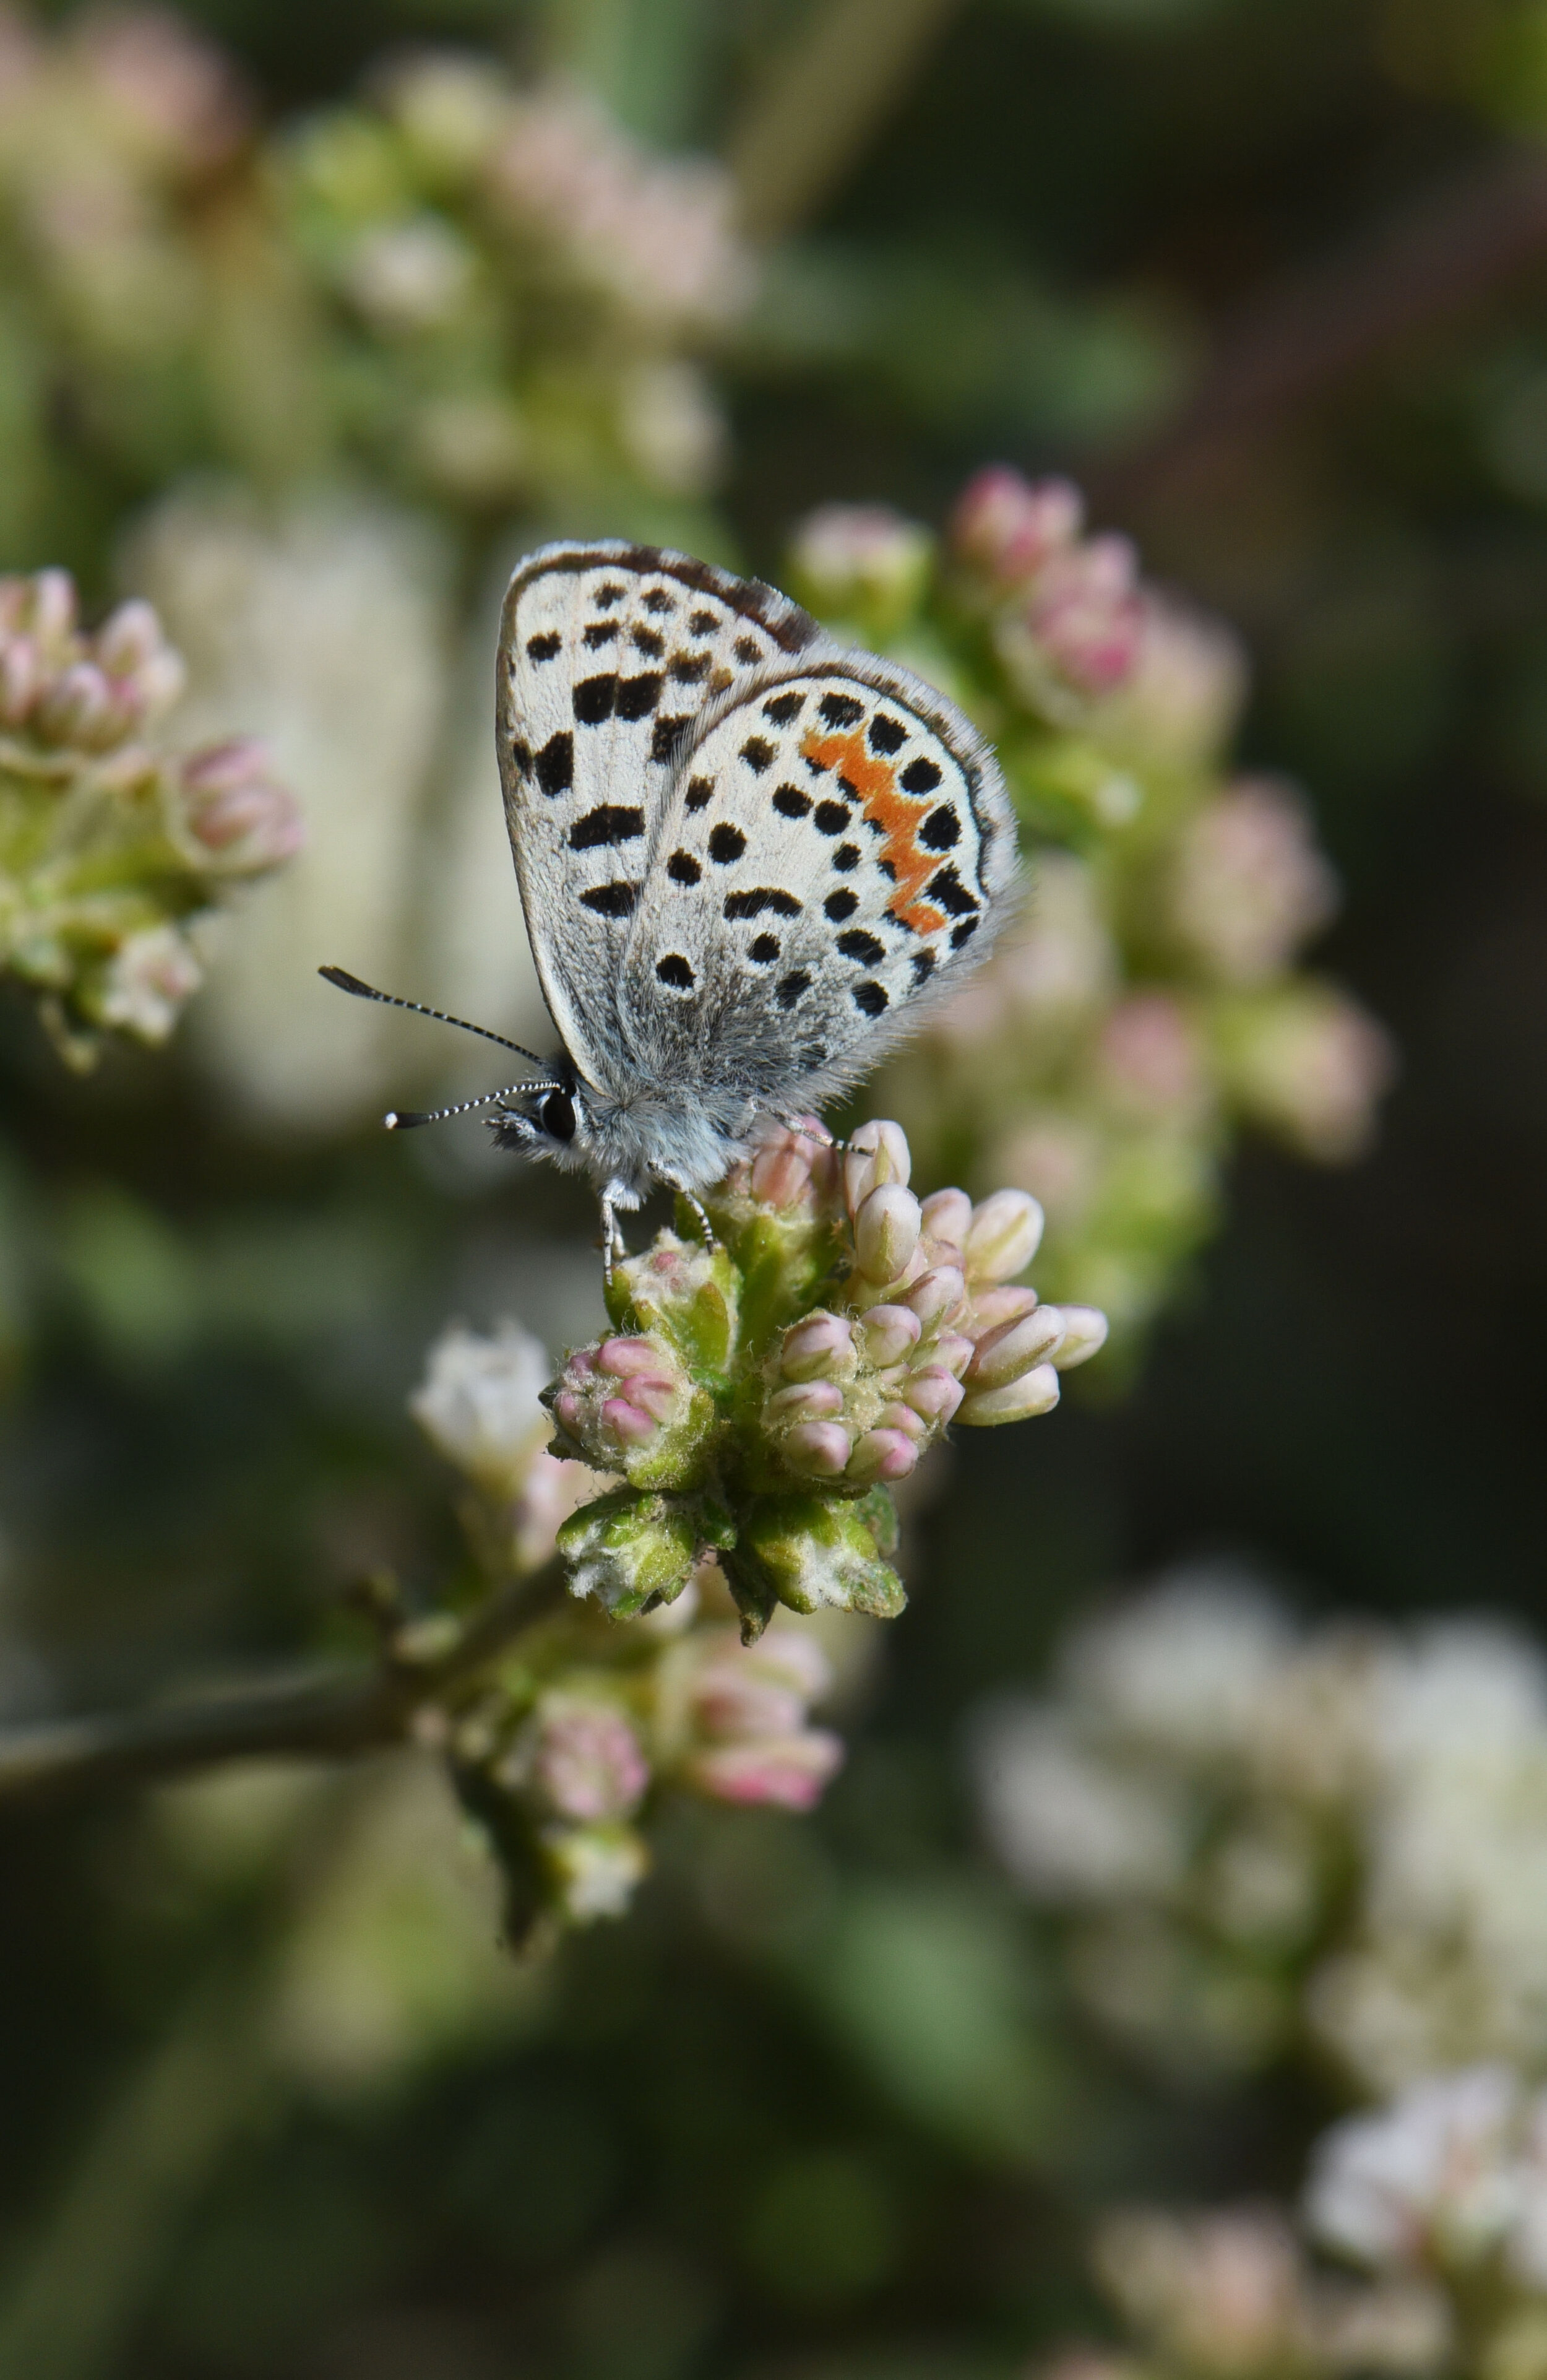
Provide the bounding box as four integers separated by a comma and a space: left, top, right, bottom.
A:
0, 1554, 567, 1812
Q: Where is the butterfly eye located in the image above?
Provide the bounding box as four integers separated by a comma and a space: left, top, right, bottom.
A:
540, 1089, 576, 1143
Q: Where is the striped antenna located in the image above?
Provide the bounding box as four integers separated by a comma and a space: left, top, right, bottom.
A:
318, 966, 548, 1067
386, 1081, 560, 1132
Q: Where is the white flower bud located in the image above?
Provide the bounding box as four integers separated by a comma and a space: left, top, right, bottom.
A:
845, 1427, 920, 1484
1050, 1306, 1109, 1370
902, 1265, 965, 1328
919, 1187, 972, 1248
785, 1421, 853, 1476
858, 1304, 923, 1367
854, 1183, 921, 1284
958, 1365, 1061, 1425
779, 1310, 856, 1382
843, 1119, 911, 1216
967, 1308, 1067, 1391
963, 1189, 1045, 1282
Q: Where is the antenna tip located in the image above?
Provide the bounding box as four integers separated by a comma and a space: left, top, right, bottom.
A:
385, 1110, 428, 1131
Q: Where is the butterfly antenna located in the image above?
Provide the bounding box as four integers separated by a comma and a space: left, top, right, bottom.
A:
386, 1080, 560, 1132
318, 966, 548, 1067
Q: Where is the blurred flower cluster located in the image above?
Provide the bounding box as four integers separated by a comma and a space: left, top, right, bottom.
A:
405, 1119, 1103, 1942
0, 565, 299, 1061
0, 9, 746, 554
975, 1572, 1547, 2092
788, 477, 1394, 1344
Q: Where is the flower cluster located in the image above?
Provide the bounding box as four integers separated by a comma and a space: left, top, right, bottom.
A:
0, 567, 300, 1061
546, 1119, 1106, 1638
787, 473, 1394, 1344
973, 1572, 1547, 2091
402, 1123, 1103, 1943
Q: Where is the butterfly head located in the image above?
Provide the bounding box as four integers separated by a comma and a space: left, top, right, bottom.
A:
490, 1068, 585, 1169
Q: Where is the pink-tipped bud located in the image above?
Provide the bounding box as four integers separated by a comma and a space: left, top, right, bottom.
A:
785, 1420, 853, 1476
601, 1395, 657, 1443
959, 1365, 1061, 1425
919, 1187, 972, 1250
969, 1285, 1040, 1331
858, 1304, 922, 1367
843, 1119, 911, 1216
902, 1265, 966, 1329
185, 775, 304, 866
551, 1388, 584, 1432
35, 660, 114, 747
875, 1401, 928, 1442
0, 635, 40, 724
30, 568, 76, 646
1050, 1305, 1108, 1370
950, 467, 1084, 585
690, 1729, 843, 1811
932, 1331, 976, 1380
131, 647, 187, 719
854, 1183, 921, 1284
846, 1427, 919, 1484
94, 599, 162, 678
626, 1377, 679, 1422
963, 1188, 1044, 1282
902, 1365, 964, 1424
598, 1336, 666, 1378
967, 1307, 1067, 1390
765, 1379, 845, 1423
749, 1126, 816, 1209
780, 1310, 855, 1382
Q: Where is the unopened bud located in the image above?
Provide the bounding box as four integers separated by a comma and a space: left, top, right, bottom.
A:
843, 1119, 911, 1216
968, 1285, 1040, 1332
35, 660, 114, 748
780, 1310, 855, 1382
785, 1421, 853, 1477
963, 1189, 1044, 1282
967, 1307, 1067, 1390
902, 1365, 963, 1424
846, 1427, 920, 1485
598, 1336, 663, 1378
919, 1187, 972, 1249
858, 1303, 922, 1367
522, 1696, 649, 1823
1050, 1305, 1108, 1370
0, 635, 40, 723
950, 467, 1084, 586
901, 1265, 965, 1329
600, 1395, 659, 1443
932, 1330, 975, 1379
765, 1379, 844, 1423
874, 1401, 928, 1441
958, 1364, 1061, 1426
854, 1183, 921, 1284
689, 1730, 843, 1812
30, 568, 76, 646
94, 599, 162, 678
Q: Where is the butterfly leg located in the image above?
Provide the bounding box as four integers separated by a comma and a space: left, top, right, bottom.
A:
598, 1184, 629, 1286
665, 1180, 718, 1250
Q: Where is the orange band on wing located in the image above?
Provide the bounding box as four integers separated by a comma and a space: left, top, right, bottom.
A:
799, 727, 946, 935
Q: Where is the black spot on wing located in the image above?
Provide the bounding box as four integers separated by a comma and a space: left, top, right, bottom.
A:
527, 632, 561, 661
651, 715, 691, 763
853, 980, 889, 1017
618, 673, 663, 720
832, 843, 860, 872
902, 756, 943, 794
774, 784, 811, 820
642, 587, 675, 615
740, 737, 775, 772
687, 609, 718, 636
777, 969, 811, 1009
708, 823, 747, 863
911, 949, 937, 985
583, 621, 619, 648
594, 582, 625, 609
749, 935, 780, 963
509, 737, 532, 777
837, 929, 886, 966
824, 889, 858, 921
814, 800, 851, 834
868, 713, 906, 754
534, 732, 573, 796
951, 917, 978, 950
734, 636, 761, 664
762, 691, 804, 725
920, 806, 960, 850
671, 652, 709, 683
570, 804, 644, 850
725, 888, 801, 919
926, 865, 979, 918
685, 776, 715, 811
632, 624, 665, 658
580, 881, 638, 917
667, 850, 701, 885
574, 674, 617, 724
819, 691, 864, 728
656, 953, 694, 989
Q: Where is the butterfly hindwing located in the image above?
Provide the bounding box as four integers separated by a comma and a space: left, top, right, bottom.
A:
619, 656, 1017, 1105
496, 540, 824, 1093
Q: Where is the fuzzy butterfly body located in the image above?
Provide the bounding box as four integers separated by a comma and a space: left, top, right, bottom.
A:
493, 539, 1017, 1234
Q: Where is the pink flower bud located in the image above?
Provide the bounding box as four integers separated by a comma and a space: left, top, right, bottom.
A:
1050, 1306, 1109, 1370
1026, 535, 1144, 695
29, 568, 76, 647
626, 1377, 679, 1422
902, 1265, 966, 1329
967, 1307, 1067, 1390
780, 1311, 855, 1382
35, 660, 114, 748
846, 1427, 919, 1484
528, 1698, 648, 1823
858, 1304, 922, 1367
919, 1187, 972, 1249
963, 1189, 1044, 1282
182, 742, 303, 869
958, 1365, 1062, 1426
785, 1421, 853, 1476
843, 1119, 911, 1216
854, 1183, 921, 1284
551, 1388, 584, 1434
950, 467, 1084, 585
601, 1396, 657, 1443
902, 1365, 964, 1424
765, 1379, 845, 1423
968, 1285, 1040, 1331
94, 599, 162, 678
749, 1126, 817, 1209
0, 635, 39, 723
875, 1401, 928, 1441
598, 1336, 664, 1378
933, 1331, 976, 1380
689, 1729, 843, 1811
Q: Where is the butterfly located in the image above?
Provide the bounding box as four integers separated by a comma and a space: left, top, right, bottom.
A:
324, 540, 1018, 1266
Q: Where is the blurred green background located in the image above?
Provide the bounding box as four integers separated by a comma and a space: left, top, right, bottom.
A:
4, 0, 1547, 2374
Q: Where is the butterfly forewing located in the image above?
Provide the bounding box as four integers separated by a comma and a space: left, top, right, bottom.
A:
496, 540, 823, 1091
619, 656, 1017, 1104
